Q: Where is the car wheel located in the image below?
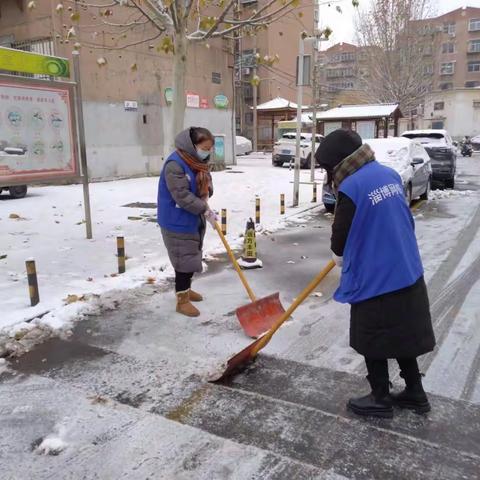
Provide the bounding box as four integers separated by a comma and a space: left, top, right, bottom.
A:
405, 184, 413, 206
420, 178, 431, 201
9, 185, 28, 199
324, 203, 335, 214
445, 178, 455, 189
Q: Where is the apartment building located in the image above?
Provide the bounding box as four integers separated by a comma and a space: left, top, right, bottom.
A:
234, 0, 315, 140
0, 0, 234, 178
316, 42, 369, 107
416, 6, 480, 91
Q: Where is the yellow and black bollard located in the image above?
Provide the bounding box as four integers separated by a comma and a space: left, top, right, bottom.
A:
312, 182, 318, 203
117, 236, 126, 274
280, 193, 285, 215
221, 209, 227, 235
26, 259, 40, 306
255, 197, 261, 224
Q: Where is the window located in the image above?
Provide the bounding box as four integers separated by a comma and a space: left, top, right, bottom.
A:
473, 101, 480, 109
468, 40, 480, 53
432, 121, 445, 129
440, 62, 455, 75
434, 102, 445, 111
466, 81, 480, 88
469, 18, 480, 32
326, 67, 354, 79
212, 72, 222, 84
442, 42, 455, 54
423, 45, 433, 56
340, 52, 356, 62
468, 62, 480, 73
439, 82, 453, 90
423, 64, 434, 75
443, 22, 456, 35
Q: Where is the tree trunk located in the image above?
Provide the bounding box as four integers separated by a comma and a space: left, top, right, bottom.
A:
170, 33, 188, 151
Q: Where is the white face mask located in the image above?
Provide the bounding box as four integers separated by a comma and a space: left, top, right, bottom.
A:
196, 148, 210, 160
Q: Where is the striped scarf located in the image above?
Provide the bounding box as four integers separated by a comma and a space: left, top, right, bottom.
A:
177, 149, 210, 197
333, 143, 375, 193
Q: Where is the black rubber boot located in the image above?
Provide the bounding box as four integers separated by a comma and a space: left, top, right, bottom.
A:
347, 375, 394, 419
391, 366, 431, 414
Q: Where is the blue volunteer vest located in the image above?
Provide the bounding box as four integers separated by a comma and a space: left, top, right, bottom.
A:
335, 161, 424, 304
157, 152, 200, 234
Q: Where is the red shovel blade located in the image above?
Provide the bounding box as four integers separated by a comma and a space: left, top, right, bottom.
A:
209, 334, 266, 383
236, 292, 286, 338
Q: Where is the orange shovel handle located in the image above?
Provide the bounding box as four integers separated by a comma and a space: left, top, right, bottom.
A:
251, 259, 336, 356
214, 222, 257, 302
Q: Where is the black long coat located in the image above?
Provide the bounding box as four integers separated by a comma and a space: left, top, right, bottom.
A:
350, 276, 435, 359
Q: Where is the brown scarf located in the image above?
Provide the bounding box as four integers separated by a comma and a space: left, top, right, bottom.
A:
333, 143, 375, 193
177, 149, 210, 197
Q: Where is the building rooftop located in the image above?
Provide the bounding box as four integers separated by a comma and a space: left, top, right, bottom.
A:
316, 103, 401, 120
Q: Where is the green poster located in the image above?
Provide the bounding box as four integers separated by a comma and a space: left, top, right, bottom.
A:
0, 47, 70, 78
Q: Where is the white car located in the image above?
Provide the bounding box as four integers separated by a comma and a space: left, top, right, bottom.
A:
368, 138, 432, 203
236, 136, 253, 156
322, 137, 432, 212
272, 132, 323, 169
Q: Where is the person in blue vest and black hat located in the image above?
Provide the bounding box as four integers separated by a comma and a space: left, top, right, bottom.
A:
315, 129, 436, 419
158, 127, 217, 318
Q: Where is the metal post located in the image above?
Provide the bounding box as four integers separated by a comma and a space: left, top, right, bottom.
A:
26, 259, 40, 306
255, 197, 261, 224
252, 64, 258, 152
310, 3, 319, 183
221, 209, 227, 235
117, 236, 126, 274
72, 51, 93, 239
312, 182, 317, 203
280, 193, 285, 215
293, 36, 304, 207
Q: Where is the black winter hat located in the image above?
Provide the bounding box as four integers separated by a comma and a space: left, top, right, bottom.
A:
315, 129, 363, 172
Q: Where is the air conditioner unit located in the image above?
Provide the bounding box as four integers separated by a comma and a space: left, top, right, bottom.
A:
448, 32, 456, 38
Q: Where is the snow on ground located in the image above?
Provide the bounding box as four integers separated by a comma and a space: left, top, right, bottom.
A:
0, 155, 324, 338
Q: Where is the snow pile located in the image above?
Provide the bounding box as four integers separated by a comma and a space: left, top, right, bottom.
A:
0, 156, 324, 342
35, 424, 69, 456
429, 189, 475, 200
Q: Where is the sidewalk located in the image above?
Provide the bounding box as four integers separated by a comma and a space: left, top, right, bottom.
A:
0, 155, 324, 337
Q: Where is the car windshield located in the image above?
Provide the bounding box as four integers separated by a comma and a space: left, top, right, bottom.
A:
403, 133, 446, 146
369, 140, 411, 170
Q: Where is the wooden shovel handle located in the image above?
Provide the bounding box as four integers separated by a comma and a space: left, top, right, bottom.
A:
252, 259, 336, 356
214, 222, 257, 302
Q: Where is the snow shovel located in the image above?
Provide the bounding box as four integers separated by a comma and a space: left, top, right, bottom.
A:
210, 259, 336, 383
213, 222, 286, 338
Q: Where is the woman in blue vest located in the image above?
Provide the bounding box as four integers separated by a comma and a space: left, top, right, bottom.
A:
157, 127, 217, 318
315, 129, 435, 419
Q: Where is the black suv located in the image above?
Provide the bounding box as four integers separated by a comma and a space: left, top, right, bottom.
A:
402, 130, 456, 188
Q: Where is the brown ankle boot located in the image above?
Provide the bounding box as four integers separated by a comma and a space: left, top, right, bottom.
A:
189, 289, 203, 302
176, 290, 200, 317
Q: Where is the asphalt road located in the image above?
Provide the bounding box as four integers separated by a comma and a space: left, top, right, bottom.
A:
1, 156, 480, 479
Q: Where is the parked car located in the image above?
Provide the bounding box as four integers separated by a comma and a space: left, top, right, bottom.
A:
235, 136, 253, 156
401, 129, 456, 189
0, 146, 28, 198
322, 137, 432, 213
272, 132, 323, 169
471, 135, 480, 153
0, 185, 28, 199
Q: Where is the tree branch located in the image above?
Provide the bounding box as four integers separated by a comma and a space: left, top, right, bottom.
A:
81, 32, 163, 50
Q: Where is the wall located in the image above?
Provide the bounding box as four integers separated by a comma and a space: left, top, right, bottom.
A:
0, 0, 235, 180
83, 102, 233, 180
421, 89, 480, 139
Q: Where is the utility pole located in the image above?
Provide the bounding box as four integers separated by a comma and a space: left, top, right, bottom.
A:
310, 0, 320, 183
293, 35, 305, 207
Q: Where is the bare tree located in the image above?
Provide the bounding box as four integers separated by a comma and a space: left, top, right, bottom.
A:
57, 0, 311, 149
355, 0, 437, 113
